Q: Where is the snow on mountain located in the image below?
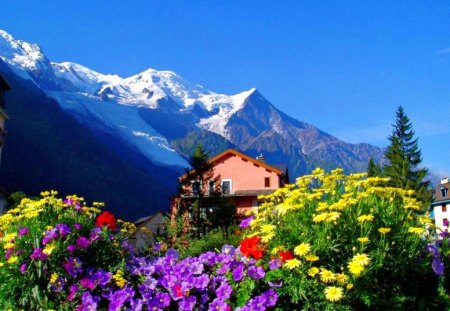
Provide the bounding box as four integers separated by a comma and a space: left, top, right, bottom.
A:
0, 29, 384, 177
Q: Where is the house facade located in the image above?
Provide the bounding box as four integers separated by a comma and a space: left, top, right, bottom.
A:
207, 149, 289, 216
431, 177, 450, 233
131, 212, 165, 249
175, 149, 289, 218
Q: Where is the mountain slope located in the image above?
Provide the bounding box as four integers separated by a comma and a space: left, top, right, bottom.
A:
0, 60, 181, 220
0, 30, 384, 219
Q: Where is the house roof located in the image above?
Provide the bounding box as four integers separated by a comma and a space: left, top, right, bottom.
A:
209, 149, 283, 175
0, 75, 10, 91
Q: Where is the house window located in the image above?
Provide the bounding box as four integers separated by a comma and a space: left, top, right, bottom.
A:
221, 180, 232, 195
208, 180, 215, 195
264, 177, 271, 188
443, 205, 447, 212
441, 187, 448, 198
192, 181, 201, 196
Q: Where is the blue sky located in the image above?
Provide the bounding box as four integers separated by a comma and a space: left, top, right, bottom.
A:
1, 1, 449, 177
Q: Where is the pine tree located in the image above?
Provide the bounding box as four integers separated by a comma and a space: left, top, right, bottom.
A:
383, 106, 430, 204
367, 158, 383, 177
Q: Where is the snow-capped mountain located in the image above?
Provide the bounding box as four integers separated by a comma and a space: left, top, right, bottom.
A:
0, 30, 383, 219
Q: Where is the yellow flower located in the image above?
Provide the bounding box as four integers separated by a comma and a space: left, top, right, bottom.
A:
335, 273, 348, 285
0, 262, 4, 267
7, 256, 18, 264
50, 273, 58, 283
357, 237, 369, 244
3, 242, 15, 250
320, 269, 336, 283
347, 283, 354, 290
305, 254, 319, 262
313, 213, 329, 223
326, 212, 341, 222
294, 243, 310, 256
261, 233, 275, 243
3, 233, 17, 241
113, 270, 127, 288
307, 266, 320, 277
324, 286, 343, 302
271, 246, 285, 255
408, 227, 425, 234
348, 261, 364, 276
352, 253, 370, 266
284, 258, 302, 269
378, 227, 391, 234
260, 224, 276, 234
357, 214, 374, 223
43, 243, 56, 255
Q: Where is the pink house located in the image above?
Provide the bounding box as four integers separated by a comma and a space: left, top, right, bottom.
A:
191, 149, 289, 217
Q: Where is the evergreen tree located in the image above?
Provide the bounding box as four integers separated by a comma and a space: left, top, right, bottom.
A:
383, 106, 431, 204
367, 158, 383, 177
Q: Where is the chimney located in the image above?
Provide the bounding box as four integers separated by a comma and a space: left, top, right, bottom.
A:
441, 177, 449, 184
256, 153, 265, 163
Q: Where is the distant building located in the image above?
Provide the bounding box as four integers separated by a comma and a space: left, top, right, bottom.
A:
174, 148, 289, 218
130, 212, 165, 249
430, 177, 450, 233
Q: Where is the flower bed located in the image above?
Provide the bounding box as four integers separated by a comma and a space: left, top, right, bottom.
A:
0, 168, 447, 310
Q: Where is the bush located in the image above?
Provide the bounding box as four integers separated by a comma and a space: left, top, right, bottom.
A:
0, 191, 134, 310
240, 168, 443, 310
176, 226, 241, 258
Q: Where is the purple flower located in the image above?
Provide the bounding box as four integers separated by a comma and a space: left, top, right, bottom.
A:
154, 292, 171, 308
269, 258, 282, 270
90, 227, 102, 242
76, 237, 91, 249
216, 282, 232, 300
18, 227, 29, 237
193, 274, 210, 290
232, 263, 245, 282
76, 291, 100, 311
105, 287, 135, 311
4, 247, 14, 260
74, 223, 82, 230
55, 223, 71, 237
432, 257, 445, 276
262, 289, 278, 307
248, 265, 265, 280
30, 248, 48, 261
179, 295, 196, 311
64, 198, 82, 211
68, 284, 78, 301
221, 245, 236, 255
166, 248, 180, 259
92, 269, 112, 287
80, 277, 95, 290
63, 257, 83, 277
67, 244, 76, 253
50, 276, 65, 292
42, 228, 58, 245
239, 216, 255, 228
19, 263, 27, 274
209, 298, 229, 311
268, 280, 283, 288
444, 219, 450, 227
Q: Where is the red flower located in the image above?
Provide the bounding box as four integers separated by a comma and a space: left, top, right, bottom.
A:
278, 250, 294, 262
240, 236, 264, 260
95, 211, 117, 230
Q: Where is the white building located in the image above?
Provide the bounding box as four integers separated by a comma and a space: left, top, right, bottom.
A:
431, 177, 450, 234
